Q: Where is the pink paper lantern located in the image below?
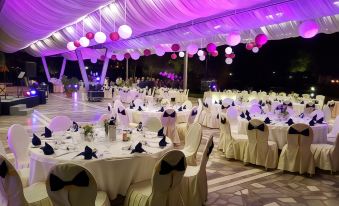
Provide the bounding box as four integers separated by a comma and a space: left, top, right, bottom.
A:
111, 55, 116, 60
144, 49, 151, 56
124, 53, 131, 59
86, 32, 94, 40
188, 54, 194, 58
255, 34, 268, 46
109, 32, 120, 41
171, 44, 180, 52
171, 53, 177, 60
246, 42, 254, 50
206, 43, 216, 53
298, 20, 319, 38
226, 32, 241, 46
229, 53, 236, 59
186, 44, 198, 55
73, 40, 81, 47
211, 51, 218, 57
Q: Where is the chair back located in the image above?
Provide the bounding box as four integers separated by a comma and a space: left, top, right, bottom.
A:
323, 105, 331, 122
329, 116, 339, 136
249, 104, 261, 115
46, 163, 97, 206
331, 134, 339, 172
145, 117, 162, 132
49, 116, 72, 132
149, 150, 186, 206
161, 109, 176, 127
133, 98, 144, 108
202, 97, 212, 111
195, 99, 203, 123
7, 124, 29, 169
219, 114, 232, 142
0, 154, 26, 206
183, 123, 202, 156
247, 119, 269, 165
187, 106, 198, 125
287, 124, 313, 149
117, 105, 129, 128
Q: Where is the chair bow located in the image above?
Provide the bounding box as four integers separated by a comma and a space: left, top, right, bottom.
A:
240, 112, 245, 119
221, 105, 230, 110
191, 110, 198, 116
137, 106, 143, 111
306, 104, 315, 108
283, 102, 292, 107
158, 107, 164, 112
163, 111, 176, 118
316, 117, 324, 124
288, 127, 309, 136
159, 157, 185, 175
49, 170, 89, 191
72, 121, 79, 132
118, 108, 126, 115
178, 106, 183, 111
247, 123, 265, 131
266, 100, 272, 105
203, 102, 208, 108
328, 103, 335, 108
220, 117, 226, 124
286, 118, 294, 126
42, 127, 52, 138
207, 140, 214, 157
40, 142, 54, 155
0, 161, 8, 178
264, 117, 271, 124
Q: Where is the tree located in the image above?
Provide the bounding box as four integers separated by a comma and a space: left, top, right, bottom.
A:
289, 52, 311, 73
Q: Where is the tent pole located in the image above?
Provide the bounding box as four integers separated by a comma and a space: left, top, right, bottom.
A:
75, 50, 89, 90
183, 52, 188, 89
41, 56, 51, 82
59, 57, 67, 80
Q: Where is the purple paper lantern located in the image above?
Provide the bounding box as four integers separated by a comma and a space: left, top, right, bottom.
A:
226, 32, 241, 46
171, 44, 180, 52
206, 43, 216, 53
109, 32, 120, 41
144, 49, 151, 56
111, 55, 116, 60
255, 34, 268, 45
124, 53, 131, 59
86, 32, 94, 40
298, 20, 319, 38
73, 40, 81, 47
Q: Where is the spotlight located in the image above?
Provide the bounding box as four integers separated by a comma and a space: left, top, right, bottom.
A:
30, 90, 37, 95
310, 93, 315, 97
310, 86, 315, 91
26, 91, 31, 96
96, 77, 100, 81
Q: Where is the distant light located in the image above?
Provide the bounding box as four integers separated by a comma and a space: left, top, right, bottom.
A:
74, 85, 78, 88
272, 71, 276, 74
331, 80, 335, 83
26, 91, 31, 96
96, 77, 100, 81
179, 51, 185, 58
30, 90, 36, 95
229, 73, 233, 76
310, 86, 315, 91
310, 93, 315, 97
334, 1, 339, 6
85, 66, 89, 70
252, 47, 259, 53
214, 25, 221, 29
289, 75, 293, 79
336, 80, 339, 83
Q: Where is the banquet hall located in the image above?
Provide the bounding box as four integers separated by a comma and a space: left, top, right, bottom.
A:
1, 0, 339, 205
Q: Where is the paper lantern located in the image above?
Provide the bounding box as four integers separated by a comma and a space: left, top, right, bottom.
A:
298, 20, 319, 38
229, 53, 236, 58
255, 34, 268, 45
252, 47, 259, 53
206, 43, 216, 53
86, 32, 94, 40
225, 58, 233, 64
116, 54, 124, 61
155, 47, 165, 56
131, 52, 140, 60
118, 25, 133, 39
94, 32, 106, 43
67, 42, 76, 51
144, 49, 151, 56
109, 32, 120, 41
246, 42, 254, 50
199, 55, 206, 61
187, 44, 198, 55
225, 47, 232, 54
171, 53, 177, 60
197, 50, 204, 57
226, 32, 241, 46
211, 51, 218, 57
111, 55, 116, 60
79, 37, 90, 47
73, 40, 81, 47
124, 53, 131, 59
179, 51, 185, 57
188, 54, 194, 58
171, 44, 180, 52
90, 57, 97, 63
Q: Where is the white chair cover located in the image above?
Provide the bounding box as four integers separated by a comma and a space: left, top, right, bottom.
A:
46, 163, 109, 206
0, 155, 52, 206
198, 97, 219, 128
323, 105, 332, 122
181, 136, 214, 206
117, 105, 130, 129
243, 119, 278, 169
195, 99, 203, 123
7, 124, 29, 169
177, 106, 198, 142
124, 150, 187, 206
310, 109, 324, 120
144, 117, 162, 132
182, 100, 192, 110
48, 116, 72, 132
327, 116, 339, 142
161, 109, 180, 144
278, 124, 315, 175
181, 123, 202, 166
226, 106, 239, 132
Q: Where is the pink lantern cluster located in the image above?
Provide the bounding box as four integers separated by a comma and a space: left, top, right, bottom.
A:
245, 33, 269, 53
159, 71, 179, 81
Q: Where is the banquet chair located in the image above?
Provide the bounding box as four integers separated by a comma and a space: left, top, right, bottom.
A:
218, 114, 248, 160
161, 109, 180, 145
327, 116, 339, 143
181, 123, 202, 166
316, 95, 325, 108
277, 123, 315, 175
7, 124, 30, 170
249, 104, 262, 115
48, 116, 72, 132
113, 99, 124, 112
124, 150, 187, 206
323, 105, 332, 123
0, 154, 52, 206
304, 102, 316, 115
144, 117, 162, 132
177, 106, 198, 142
226, 106, 239, 132
0, 141, 15, 163
195, 99, 203, 123
46, 163, 110, 206
181, 136, 214, 206
243, 119, 278, 169
199, 97, 219, 129
311, 134, 339, 173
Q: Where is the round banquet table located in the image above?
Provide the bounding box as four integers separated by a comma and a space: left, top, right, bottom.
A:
237, 116, 328, 149
29, 129, 173, 200
126, 106, 191, 123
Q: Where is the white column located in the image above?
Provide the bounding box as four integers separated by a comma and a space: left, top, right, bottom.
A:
41, 56, 51, 82
126, 58, 129, 80
59, 57, 67, 80
75, 50, 89, 90
183, 52, 188, 89
100, 48, 112, 85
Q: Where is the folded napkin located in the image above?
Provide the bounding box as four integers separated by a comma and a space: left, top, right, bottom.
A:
40, 142, 54, 155
72, 121, 79, 132
309, 120, 315, 126
299, 113, 304, 118
131, 142, 146, 153
159, 136, 168, 148
312, 115, 317, 122
183, 105, 187, 110
157, 127, 165, 137
137, 106, 143, 111
264, 117, 271, 124
286, 118, 294, 126
245, 110, 250, 117
219, 100, 222, 105
246, 115, 251, 121
32, 133, 41, 146
107, 106, 111, 111
42, 127, 52, 138
232, 101, 235, 106
214, 101, 218, 104
178, 106, 183, 111
158, 107, 164, 112
300, 101, 304, 104
76, 146, 97, 160
240, 112, 245, 119
316, 117, 324, 124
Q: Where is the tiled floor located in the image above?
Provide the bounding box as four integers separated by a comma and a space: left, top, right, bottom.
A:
1, 93, 339, 206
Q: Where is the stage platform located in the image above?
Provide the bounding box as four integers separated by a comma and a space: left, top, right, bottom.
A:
0, 96, 40, 115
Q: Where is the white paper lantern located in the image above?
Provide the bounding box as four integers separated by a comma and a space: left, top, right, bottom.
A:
225, 58, 233, 64
225, 47, 232, 54
66, 42, 76, 51
79, 37, 90, 47
131, 52, 140, 60
118, 25, 133, 39
186, 44, 198, 55
90, 57, 97, 63
155, 47, 165, 56
94, 32, 107, 43
197, 50, 204, 57
179, 51, 185, 57
252, 47, 259, 53
226, 32, 241, 46
116, 54, 124, 61
199, 55, 206, 61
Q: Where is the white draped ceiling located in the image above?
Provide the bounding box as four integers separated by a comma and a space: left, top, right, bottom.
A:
0, 0, 339, 59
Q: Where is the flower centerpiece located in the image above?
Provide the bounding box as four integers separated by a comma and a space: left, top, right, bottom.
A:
275, 104, 289, 120
82, 124, 94, 141
115, 78, 123, 86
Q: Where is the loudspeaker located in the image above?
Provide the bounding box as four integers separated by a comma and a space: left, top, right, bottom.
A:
25, 62, 37, 78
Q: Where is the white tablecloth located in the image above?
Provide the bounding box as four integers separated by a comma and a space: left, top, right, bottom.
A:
237, 117, 328, 149
29, 130, 173, 199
